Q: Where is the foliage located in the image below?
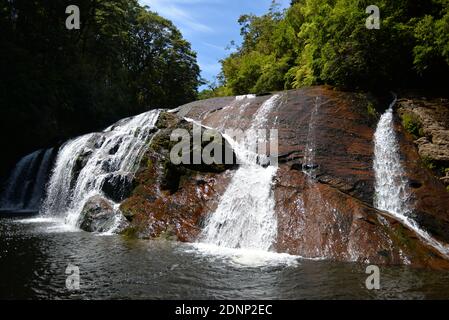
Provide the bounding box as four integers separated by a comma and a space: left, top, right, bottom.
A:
422, 156, 437, 171
204, 0, 449, 97
401, 113, 423, 138
0, 0, 201, 175
366, 102, 379, 119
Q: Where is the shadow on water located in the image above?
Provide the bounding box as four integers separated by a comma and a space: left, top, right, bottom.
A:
2, 216, 449, 300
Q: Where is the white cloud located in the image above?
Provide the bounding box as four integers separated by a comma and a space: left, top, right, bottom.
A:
202, 42, 224, 51
141, 0, 214, 33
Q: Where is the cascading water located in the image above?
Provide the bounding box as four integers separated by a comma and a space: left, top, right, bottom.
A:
27, 148, 55, 209
200, 94, 281, 251
41, 110, 160, 229
374, 98, 449, 257
302, 97, 320, 179
0, 148, 54, 211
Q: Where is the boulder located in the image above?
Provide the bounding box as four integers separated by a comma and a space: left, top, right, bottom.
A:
79, 195, 125, 233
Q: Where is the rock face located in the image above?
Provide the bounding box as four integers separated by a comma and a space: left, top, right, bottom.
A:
113, 86, 449, 268
101, 173, 135, 203
397, 98, 449, 188
395, 98, 449, 245
172, 86, 449, 267
119, 112, 237, 241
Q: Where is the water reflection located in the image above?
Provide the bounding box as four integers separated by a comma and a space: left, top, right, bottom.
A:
1, 217, 449, 300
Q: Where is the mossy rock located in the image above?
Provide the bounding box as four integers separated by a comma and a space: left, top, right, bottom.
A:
366, 102, 379, 119
400, 112, 424, 139
157, 225, 178, 241
119, 200, 138, 221
155, 112, 180, 129
121, 226, 139, 239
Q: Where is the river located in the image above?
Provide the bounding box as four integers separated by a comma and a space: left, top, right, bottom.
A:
2, 214, 449, 300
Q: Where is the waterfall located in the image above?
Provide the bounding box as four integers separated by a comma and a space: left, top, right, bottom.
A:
302, 97, 320, 179
374, 98, 449, 257
41, 110, 160, 228
27, 148, 55, 209
0, 148, 54, 211
200, 94, 281, 251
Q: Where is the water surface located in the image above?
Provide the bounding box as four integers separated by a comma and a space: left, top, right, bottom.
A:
1, 215, 449, 300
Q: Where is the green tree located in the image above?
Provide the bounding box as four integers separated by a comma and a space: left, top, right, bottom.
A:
212, 0, 449, 97
0, 0, 201, 177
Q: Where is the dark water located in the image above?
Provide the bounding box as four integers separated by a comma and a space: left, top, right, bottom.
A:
2, 215, 449, 300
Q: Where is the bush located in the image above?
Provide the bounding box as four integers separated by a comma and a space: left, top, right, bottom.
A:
401, 113, 423, 138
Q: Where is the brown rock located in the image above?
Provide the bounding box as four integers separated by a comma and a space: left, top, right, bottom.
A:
119, 112, 236, 241
274, 166, 449, 268
122, 86, 449, 268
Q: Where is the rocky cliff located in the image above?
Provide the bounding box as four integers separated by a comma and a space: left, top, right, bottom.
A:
94, 86, 449, 268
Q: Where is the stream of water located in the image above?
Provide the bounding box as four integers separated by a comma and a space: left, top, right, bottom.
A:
373, 98, 449, 257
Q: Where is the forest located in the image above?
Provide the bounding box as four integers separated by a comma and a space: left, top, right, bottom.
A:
2, 0, 449, 176
0, 0, 202, 176
200, 0, 449, 98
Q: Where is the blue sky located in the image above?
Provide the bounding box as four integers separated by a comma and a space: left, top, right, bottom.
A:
139, 0, 290, 88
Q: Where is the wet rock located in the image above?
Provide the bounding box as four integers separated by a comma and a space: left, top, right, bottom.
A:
108, 140, 122, 155
274, 166, 449, 268
101, 173, 135, 203
398, 99, 449, 166
115, 86, 449, 268
118, 112, 237, 240
71, 149, 93, 188
178, 86, 449, 267
79, 195, 123, 233
395, 99, 449, 243
151, 112, 237, 193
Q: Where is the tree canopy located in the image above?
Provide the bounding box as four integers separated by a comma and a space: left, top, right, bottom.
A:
0, 0, 202, 175
202, 0, 449, 97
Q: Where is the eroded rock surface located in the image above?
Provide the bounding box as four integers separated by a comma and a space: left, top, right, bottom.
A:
397, 98, 449, 188
119, 112, 236, 241
173, 86, 449, 267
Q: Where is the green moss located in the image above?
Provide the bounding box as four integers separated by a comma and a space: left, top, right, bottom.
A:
401, 112, 423, 139
119, 201, 137, 221
157, 226, 178, 241
394, 224, 416, 251
121, 226, 139, 239
155, 112, 179, 129
366, 102, 378, 118
132, 185, 148, 197
422, 156, 437, 171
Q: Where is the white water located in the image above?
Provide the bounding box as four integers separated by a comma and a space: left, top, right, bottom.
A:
42, 110, 160, 229
28, 148, 54, 209
302, 97, 320, 179
374, 98, 449, 257
0, 148, 54, 211
190, 243, 299, 268
200, 94, 281, 251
